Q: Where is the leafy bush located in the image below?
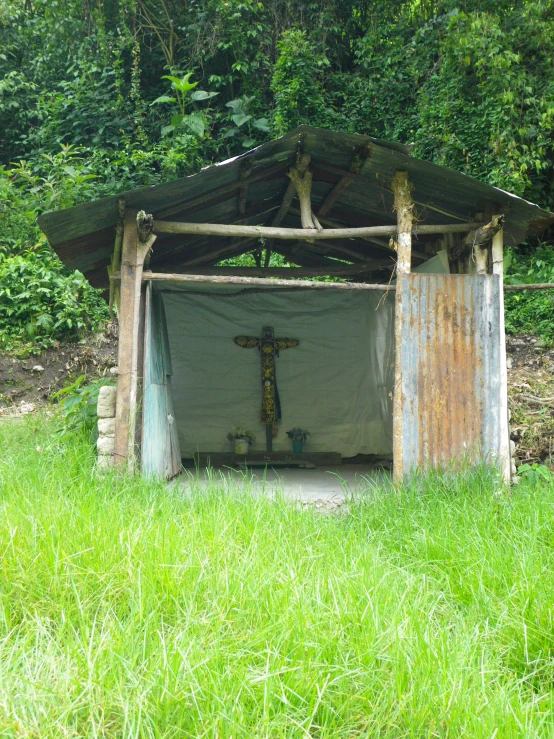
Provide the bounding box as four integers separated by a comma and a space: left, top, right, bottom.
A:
517, 462, 553, 484
271, 29, 335, 135
0, 249, 109, 352
52, 375, 115, 442
504, 244, 554, 345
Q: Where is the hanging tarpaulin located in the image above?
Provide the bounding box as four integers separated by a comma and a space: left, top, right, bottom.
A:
142, 282, 181, 478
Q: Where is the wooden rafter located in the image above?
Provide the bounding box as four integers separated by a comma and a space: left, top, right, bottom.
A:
290, 207, 392, 250
317, 145, 371, 218
170, 264, 379, 278
238, 160, 253, 215
178, 238, 259, 268
317, 162, 471, 223
295, 239, 395, 266
159, 160, 287, 221
152, 202, 281, 268
271, 243, 346, 270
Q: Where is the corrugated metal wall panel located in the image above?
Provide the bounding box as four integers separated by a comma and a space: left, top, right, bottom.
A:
396, 273, 501, 474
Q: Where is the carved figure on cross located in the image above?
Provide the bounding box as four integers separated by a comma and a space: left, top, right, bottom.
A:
234, 326, 299, 451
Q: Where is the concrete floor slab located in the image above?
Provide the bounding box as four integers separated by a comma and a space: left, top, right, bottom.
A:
181, 464, 391, 505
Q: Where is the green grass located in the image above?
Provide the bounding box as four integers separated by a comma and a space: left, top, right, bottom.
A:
1, 417, 554, 737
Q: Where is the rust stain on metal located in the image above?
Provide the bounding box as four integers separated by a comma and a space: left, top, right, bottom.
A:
397, 273, 501, 474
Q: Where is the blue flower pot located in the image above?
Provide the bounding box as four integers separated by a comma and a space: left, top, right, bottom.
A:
292, 440, 303, 454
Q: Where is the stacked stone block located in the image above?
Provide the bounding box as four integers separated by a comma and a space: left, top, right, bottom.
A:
97, 385, 116, 469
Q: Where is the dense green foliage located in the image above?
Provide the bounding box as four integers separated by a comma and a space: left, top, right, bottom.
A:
1, 415, 554, 735
1, 0, 553, 348
505, 245, 554, 343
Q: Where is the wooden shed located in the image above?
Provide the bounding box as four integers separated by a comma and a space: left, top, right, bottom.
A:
39, 127, 554, 483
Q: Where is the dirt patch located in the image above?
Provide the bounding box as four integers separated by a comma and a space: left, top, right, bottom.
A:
0, 322, 118, 416
1, 327, 552, 467
507, 334, 554, 467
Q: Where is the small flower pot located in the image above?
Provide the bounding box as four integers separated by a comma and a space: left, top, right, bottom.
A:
292, 440, 303, 454
234, 439, 250, 455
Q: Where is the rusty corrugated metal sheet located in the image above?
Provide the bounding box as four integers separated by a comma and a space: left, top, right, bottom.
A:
38, 126, 554, 290
395, 273, 502, 474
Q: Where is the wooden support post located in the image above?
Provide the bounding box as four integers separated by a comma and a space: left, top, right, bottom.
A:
391, 171, 414, 484
108, 198, 126, 313
474, 246, 488, 275
113, 210, 156, 471
264, 152, 311, 267
492, 221, 511, 483
287, 166, 315, 229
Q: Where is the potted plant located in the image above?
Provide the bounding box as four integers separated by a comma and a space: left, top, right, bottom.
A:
286, 427, 310, 454
227, 426, 255, 455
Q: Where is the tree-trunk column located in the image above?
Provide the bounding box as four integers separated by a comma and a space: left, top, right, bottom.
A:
113, 210, 156, 470
391, 171, 414, 484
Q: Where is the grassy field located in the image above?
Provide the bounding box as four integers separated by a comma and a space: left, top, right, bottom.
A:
0, 416, 554, 737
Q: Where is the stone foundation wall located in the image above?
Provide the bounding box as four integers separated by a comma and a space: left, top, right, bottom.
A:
97, 385, 116, 469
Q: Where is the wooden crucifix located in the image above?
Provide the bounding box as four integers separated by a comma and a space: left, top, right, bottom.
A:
234, 326, 299, 451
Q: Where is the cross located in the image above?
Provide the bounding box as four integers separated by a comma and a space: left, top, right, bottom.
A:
234, 326, 299, 451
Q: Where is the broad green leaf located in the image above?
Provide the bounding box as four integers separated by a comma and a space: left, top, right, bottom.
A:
182, 114, 205, 137
226, 99, 244, 111
253, 117, 270, 132
232, 113, 252, 127
191, 90, 218, 101
161, 125, 175, 137
163, 72, 198, 94
151, 95, 177, 106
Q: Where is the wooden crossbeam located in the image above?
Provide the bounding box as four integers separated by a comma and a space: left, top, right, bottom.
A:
289, 207, 429, 260
153, 220, 479, 240
139, 272, 394, 290
153, 202, 280, 268
291, 207, 390, 248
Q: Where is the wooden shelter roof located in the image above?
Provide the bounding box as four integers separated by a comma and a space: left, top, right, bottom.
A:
38, 126, 553, 290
